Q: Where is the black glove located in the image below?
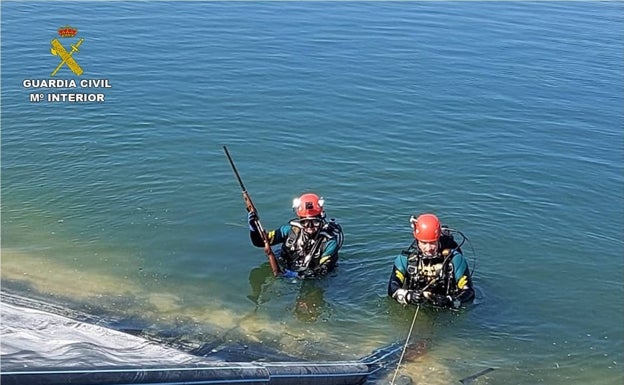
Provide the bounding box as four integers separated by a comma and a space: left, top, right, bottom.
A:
248, 211, 258, 231
432, 294, 449, 307
432, 294, 460, 308
407, 290, 424, 305
314, 264, 329, 277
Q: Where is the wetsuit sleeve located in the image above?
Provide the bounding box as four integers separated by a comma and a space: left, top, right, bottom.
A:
387, 255, 408, 298
250, 224, 289, 248
450, 252, 475, 305
310, 239, 339, 277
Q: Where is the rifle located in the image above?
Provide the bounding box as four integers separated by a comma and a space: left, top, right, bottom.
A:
223, 146, 282, 277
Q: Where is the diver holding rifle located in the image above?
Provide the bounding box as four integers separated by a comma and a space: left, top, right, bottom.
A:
223, 146, 281, 276
223, 146, 344, 279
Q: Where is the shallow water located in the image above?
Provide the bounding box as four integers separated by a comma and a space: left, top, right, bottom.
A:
2, 2, 623, 384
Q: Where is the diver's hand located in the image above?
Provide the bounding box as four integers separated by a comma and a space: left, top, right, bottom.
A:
248, 211, 258, 231
407, 290, 424, 305
282, 269, 299, 279
432, 294, 460, 308
392, 289, 420, 305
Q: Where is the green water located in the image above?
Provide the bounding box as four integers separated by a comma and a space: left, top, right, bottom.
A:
2, 2, 623, 384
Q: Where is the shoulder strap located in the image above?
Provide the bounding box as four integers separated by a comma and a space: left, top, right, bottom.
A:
284, 225, 301, 249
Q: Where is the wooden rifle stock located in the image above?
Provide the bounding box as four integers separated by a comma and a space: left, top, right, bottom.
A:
223, 146, 281, 277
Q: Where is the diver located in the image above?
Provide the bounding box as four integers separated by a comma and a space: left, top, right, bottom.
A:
388, 213, 474, 309
248, 193, 344, 279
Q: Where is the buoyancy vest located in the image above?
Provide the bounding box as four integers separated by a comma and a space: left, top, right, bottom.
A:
281, 219, 343, 271
406, 255, 452, 293
404, 231, 460, 295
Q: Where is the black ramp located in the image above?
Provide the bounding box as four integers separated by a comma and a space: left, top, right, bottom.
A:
265, 362, 370, 385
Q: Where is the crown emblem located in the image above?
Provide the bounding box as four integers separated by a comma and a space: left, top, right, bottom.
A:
58, 25, 78, 38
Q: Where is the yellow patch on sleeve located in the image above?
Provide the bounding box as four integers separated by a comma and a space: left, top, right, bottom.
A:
395, 270, 405, 283
319, 256, 330, 265
457, 275, 468, 289
267, 230, 276, 243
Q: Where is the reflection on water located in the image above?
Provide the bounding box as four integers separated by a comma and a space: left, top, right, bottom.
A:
248, 262, 331, 323
247, 263, 272, 305
292, 281, 331, 323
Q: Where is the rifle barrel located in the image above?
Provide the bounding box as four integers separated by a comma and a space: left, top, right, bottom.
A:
223, 145, 281, 276
223, 146, 246, 192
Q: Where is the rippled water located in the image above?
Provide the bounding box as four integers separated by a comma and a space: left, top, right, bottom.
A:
2, 2, 623, 384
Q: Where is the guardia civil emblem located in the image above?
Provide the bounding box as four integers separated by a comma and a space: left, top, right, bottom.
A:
50, 25, 84, 76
